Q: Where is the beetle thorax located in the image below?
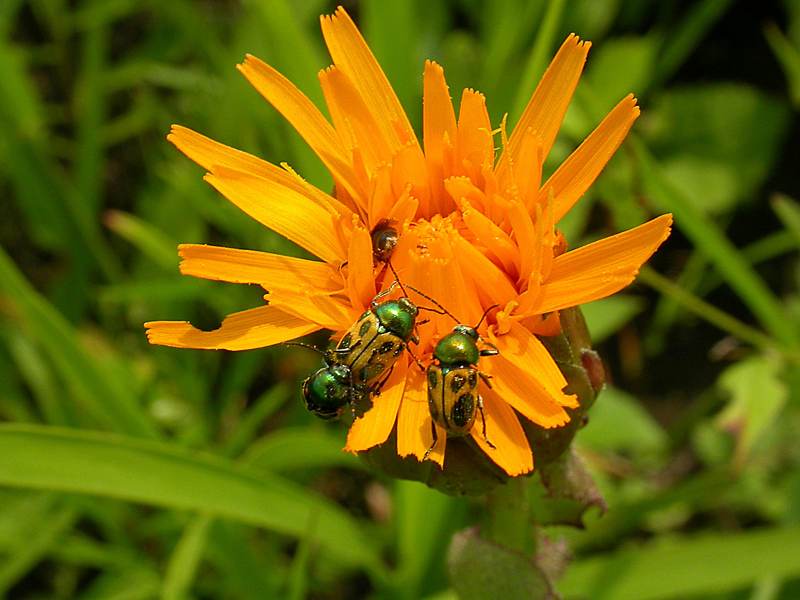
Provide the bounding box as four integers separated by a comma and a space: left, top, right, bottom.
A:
374, 299, 417, 340
434, 330, 480, 366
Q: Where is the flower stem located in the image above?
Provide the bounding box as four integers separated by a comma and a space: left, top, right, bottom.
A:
483, 476, 534, 556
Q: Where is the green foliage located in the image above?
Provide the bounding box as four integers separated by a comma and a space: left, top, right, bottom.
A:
1, 1, 799, 598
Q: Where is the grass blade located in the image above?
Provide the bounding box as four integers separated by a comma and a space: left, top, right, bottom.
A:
510, 0, 566, 123
0, 424, 381, 572
162, 514, 212, 600
0, 247, 157, 437
633, 139, 798, 347
561, 526, 800, 599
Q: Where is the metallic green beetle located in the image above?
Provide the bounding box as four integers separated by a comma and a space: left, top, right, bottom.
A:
425, 314, 499, 457
333, 282, 420, 388
302, 281, 423, 420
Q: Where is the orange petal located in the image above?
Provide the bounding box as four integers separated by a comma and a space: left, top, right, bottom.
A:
529, 214, 673, 314
320, 7, 417, 149
541, 95, 640, 223
451, 233, 517, 308
491, 322, 577, 408
386, 187, 419, 224
471, 387, 534, 476
391, 143, 431, 212
515, 131, 544, 209
268, 291, 357, 332
396, 367, 445, 466
508, 200, 536, 285
405, 227, 484, 341
345, 357, 408, 452
460, 200, 519, 276
445, 176, 487, 213
167, 125, 353, 219
319, 65, 391, 172
483, 354, 571, 428
178, 244, 340, 292
424, 60, 458, 209
346, 223, 376, 311
500, 35, 590, 171
205, 166, 347, 264
237, 55, 362, 201
456, 89, 494, 178
145, 304, 318, 350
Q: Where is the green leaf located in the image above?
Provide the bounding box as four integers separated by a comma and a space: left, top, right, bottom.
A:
585, 35, 657, 111
0, 502, 77, 593
772, 194, 800, 248
578, 387, 668, 455
581, 295, 645, 343
651, 0, 733, 88
716, 355, 788, 466
510, 0, 567, 123
560, 526, 800, 599
643, 83, 790, 212
242, 426, 362, 472
765, 22, 800, 106
660, 155, 738, 215
104, 210, 180, 270
78, 564, 161, 600
633, 140, 798, 348
0, 424, 382, 571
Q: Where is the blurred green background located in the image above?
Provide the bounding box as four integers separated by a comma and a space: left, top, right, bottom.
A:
2, 0, 800, 598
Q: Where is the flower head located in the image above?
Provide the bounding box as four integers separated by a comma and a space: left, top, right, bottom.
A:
145, 7, 671, 477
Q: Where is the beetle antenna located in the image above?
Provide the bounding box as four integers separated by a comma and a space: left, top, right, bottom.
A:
283, 341, 326, 358
474, 304, 499, 331
386, 260, 411, 299
404, 284, 461, 324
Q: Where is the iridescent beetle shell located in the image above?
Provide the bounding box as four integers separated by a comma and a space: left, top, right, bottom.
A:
426, 324, 497, 451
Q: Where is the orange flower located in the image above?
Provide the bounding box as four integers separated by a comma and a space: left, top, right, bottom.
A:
145, 7, 671, 476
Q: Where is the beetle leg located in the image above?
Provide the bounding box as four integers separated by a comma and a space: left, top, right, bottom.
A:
477, 395, 496, 449
479, 341, 499, 357
371, 281, 398, 307
478, 371, 493, 389
423, 420, 438, 460
406, 345, 426, 372
371, 363, 396, 396
350, 385, 372, 419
